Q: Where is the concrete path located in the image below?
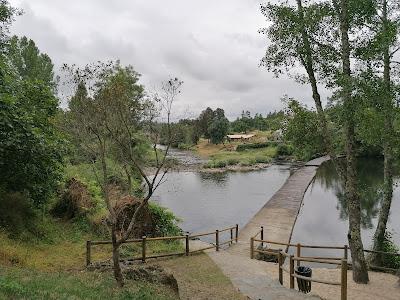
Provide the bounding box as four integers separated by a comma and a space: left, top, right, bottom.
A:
190, 157, 330, 299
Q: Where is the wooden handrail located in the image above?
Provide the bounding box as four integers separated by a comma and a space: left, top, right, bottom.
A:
147, 235, 186, 241
298, 255, 343, 261
291, 273, 341, 286
86, 224, 238, 266
253, 239, 297, 247
292, 256, 342, 265
219, 226, 237, 233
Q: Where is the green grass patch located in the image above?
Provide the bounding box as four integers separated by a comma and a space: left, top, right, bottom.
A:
0, 267, 176, 300
204, 147, 276, 168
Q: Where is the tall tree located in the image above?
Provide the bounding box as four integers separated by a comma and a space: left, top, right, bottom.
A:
261, 0, 374, 282
65, 62, 178, 286
359, 0, 400, 265
335, 0, 369, 283
0, 4, 64, 208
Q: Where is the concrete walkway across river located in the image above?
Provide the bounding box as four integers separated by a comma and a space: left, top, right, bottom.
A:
192, 156, 330, 299
229, 155, 330, 256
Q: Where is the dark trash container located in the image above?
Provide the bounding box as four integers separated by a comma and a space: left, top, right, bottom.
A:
295, 266, 312, 293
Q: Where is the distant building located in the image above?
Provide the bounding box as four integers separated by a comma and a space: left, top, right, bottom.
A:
226, 134, 255, 142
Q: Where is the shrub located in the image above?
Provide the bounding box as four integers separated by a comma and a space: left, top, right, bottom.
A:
0, 189, 37, 237
236, 142, 276, 152
255, 156, 271, 164
149, 203, 182, 236
214, 160, 227, 168
379, 231, 400, 269
51, 178, 93, 219
276, 143, 294, 156
227, 158, 239, 166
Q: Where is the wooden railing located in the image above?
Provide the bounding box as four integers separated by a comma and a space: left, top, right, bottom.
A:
250, 227, 400, 299
86, 224, 238, 266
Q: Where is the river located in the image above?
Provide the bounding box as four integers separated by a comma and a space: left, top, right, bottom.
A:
152, 150, 399, 252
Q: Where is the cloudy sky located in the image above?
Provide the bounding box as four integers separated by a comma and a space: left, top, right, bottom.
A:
9, 0, 320, 119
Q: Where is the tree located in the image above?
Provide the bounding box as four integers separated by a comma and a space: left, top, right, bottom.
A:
197, 107, 214, 139
284, 99, 325, 160
209, 109, 229, 144
356, 0, 400, 266
64, 62, 179, 286
0, 6, 64, 208
260, 0, 375, 282
7, 36, 56, 89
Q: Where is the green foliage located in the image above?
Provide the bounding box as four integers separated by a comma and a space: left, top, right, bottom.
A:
379, 231, 400, 269
283, 99, 324, 160
0, 35, 64, 207
230, 111, 284, 133
276, 144, 294, 156
7, 36, 56, 89
159, 119, 199, 148
209, 109, 229, 144
0, 189, 37, 237
236, 142, 276, 152
226, 158, 240, 166
148, 202, 182, 237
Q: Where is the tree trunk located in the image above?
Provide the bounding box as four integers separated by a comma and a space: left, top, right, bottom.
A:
112, 226, 124, 287
338, 0, 369, 283
370, 0, 394, 266
296, 0, 340, 168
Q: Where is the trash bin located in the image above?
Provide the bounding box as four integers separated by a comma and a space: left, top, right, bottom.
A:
295, 266, 312, 293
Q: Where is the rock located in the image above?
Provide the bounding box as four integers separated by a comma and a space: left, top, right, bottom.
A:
124, 265, 179, 293
255, 244, 279, 263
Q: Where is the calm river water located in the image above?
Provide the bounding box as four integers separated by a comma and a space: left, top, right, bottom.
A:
291, 158, 400, 258
153, 158, 399, 254
152, 165, 292, 234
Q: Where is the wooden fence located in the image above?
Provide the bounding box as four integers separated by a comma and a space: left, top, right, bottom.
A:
250, 226, 400, 300
86, 224, 238, 266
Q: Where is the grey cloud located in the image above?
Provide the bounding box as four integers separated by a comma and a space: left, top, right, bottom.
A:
9, 0, 327, 118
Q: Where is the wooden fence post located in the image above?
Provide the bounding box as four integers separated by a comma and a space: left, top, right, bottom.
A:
296, 243, 301, 267
216, 230, 219, 251
250, 237, 254, 259
278, 250, 283, 285
344, 245, 348, 260
185, 234, 189, 256
261, 226, 264, 247
341, 259, 347, 300
289, 255, 294, 289
235, 224, 239, 243
142, 236, 147, 263
230, 228, 233, 245
86, 241, 91, 266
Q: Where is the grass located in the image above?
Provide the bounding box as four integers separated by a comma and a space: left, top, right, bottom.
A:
0, 220, 243, 300
0, 267, 177, 300
153, 254, 246, 300
195, 130, 278, 168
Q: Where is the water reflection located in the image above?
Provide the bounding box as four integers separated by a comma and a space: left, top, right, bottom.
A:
152, 166, 291, 235
291, 158, 400, 259
318, 159, 384, 229
198, 171, 229, 186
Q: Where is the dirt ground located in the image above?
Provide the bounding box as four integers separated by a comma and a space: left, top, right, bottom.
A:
264, 262, 399, 300
150, 253, 246, 300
